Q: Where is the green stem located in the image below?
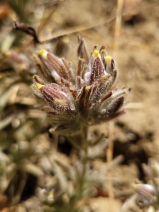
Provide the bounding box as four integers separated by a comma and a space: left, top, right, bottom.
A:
65, 122, 89, 211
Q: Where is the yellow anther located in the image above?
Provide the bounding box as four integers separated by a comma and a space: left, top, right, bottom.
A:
48, 191, 54, 197
62, 36, 70, 43
5, 51, 11, 56
37, 49, 47, 58
132, 184, 138, 190
93, 50, 99, 57
55, 99, 68, 106
85, 86, 91, 92
39, 49, 46, 55
101, 49, 105, 54
105, 55, 112, 63
47, 190, 54, 202
18, 64, 26, 70
37, 83, 43, 90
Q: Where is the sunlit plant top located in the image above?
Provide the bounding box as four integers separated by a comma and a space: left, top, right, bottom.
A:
32, 36, 130, 134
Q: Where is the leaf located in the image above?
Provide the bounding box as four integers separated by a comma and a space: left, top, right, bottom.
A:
22, 163, 43, 177
1, 34, 15, 53
0, 115, 14, 130
53, 161, 68, 192
0, 89, 12, 111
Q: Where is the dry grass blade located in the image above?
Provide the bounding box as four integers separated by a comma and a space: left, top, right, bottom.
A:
106, 0, 124, 211
14, 16, 116, 45
113, 0, 124, 58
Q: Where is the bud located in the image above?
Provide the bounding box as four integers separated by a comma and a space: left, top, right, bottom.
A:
104, 55, 115, 74
77, 35, 89, 63
38, 84, 74, 114
89, 50, 105, 84
134, 184, 155, 197
133, 183, 156, 207
37, 49, 69, 81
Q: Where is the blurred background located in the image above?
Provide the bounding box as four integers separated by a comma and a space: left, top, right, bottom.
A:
0, 0, 159, 211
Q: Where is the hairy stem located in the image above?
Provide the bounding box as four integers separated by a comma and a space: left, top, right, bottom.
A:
77, 123, 89, 199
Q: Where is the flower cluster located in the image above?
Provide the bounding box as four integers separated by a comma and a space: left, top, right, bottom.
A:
32, 36, 130, 134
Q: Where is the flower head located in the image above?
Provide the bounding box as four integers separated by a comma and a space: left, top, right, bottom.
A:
32, 36, 130, 134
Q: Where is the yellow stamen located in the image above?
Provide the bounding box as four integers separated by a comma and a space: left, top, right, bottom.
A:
37, 83, 43, 90
93, 50, 99, 57
105, 55, 112, 63
48, 190, 54, 198
101, 49, 106, 54
5, 51, 11, 56
55, 99, 68, 106
85, 86, 91, 92
133, 184, 138, 190
62, 36, 70, 43
37, 49, 47, 59
18, 63, 26, 70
